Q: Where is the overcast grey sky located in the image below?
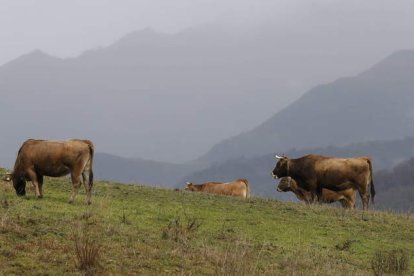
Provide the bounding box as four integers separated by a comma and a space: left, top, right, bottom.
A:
0, 0, 298, 65
2, 0, 414, 65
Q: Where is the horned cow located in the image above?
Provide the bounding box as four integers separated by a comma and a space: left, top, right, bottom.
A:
272, 154, 375, 210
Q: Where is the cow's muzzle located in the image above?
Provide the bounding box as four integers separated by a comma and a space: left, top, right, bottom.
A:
16, 191, 26, 197
271, 172, 278, 179
277, 188, 283, 192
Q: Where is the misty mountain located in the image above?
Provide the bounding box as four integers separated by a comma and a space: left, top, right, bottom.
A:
374, 158, 414, 212
0, 23, 407, 167
94, 153, 197, 187
183, 137, 414, 201
0, 27, 321, 167
197, 50, 414, 165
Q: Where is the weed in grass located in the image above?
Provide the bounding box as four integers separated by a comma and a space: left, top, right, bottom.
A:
0, 249, 16, 258
371, 249, 410, 275
216, 220, 237, 241
162, 216, 201, 245
72, 222, 102, 274
1, 197, 8, 209
120, 207, 130, 225
335, 239, 357, 251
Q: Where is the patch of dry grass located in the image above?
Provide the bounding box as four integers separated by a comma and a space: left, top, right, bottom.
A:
72, 221, 103, 274
371, 249, 410, 275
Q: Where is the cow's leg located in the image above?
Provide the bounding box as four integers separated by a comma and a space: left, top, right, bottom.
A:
69, 172, 82, 204
82, 171, 92, 205
315, 185, 323, 203
26, 169, 41, 198
38, 175, 44, 198
358, 185, 369, 211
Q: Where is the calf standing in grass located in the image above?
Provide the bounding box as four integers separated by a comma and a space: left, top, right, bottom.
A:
277, 177, 356, 208
185, 179, 250, 198
11, 139, 94, 204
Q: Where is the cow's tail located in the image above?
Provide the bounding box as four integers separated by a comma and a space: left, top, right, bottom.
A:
84, 140, 94, 188
238, 179, 250, 198
367, 158, 375, 204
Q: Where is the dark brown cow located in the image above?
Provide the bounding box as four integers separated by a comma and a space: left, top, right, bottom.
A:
11, 139, 94, 204
277, 177, 356, 208
272, 154, 375, 210
184, 179, 250, 198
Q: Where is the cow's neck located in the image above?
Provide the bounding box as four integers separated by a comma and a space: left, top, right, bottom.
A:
286, 159, 290, 176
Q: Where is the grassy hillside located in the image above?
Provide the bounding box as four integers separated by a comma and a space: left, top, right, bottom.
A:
0, 172, 413, 275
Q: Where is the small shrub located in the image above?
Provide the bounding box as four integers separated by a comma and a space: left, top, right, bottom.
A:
72, 223, 102, 274
371, 249, 409, 275
335, 239, 357, 251
162, 216, 201, 245
1, 197, 9, 209
120, 208, 130, 225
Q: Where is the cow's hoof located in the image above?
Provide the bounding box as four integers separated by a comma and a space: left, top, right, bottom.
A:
37, 195, 43, 199
68, 200, 74, 204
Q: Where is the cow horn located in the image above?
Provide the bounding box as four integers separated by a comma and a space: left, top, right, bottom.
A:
275, 155, 284, 159
185, 182, 191, 185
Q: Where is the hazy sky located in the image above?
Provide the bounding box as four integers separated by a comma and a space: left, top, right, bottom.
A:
2, 0, 414, 164
2, 0, 414, 65
0, 0, 295, 65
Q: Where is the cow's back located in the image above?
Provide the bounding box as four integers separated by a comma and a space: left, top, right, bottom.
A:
312, 156, 370, 190
15, 139, 92, 176
201, 180, 248, 198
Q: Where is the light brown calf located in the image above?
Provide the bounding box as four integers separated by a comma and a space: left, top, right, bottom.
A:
185, 179, 250, 198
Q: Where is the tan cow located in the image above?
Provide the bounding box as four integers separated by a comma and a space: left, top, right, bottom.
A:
11, 139, 94, 204
277, 177, 356, 208
185, 179, 250, 198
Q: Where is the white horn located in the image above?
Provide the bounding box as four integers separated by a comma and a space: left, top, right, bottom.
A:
275, 155, 284, 159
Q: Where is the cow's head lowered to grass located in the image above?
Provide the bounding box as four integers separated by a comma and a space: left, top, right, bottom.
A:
11, 172, 26, 196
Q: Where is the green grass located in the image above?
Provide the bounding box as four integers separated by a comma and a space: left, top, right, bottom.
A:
0, 172, 413, 275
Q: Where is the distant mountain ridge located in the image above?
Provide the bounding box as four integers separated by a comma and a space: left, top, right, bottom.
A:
94, 153, 198, 187
374, 157, 414, 212
196, 50, 414, 165
0, 27, 327, 166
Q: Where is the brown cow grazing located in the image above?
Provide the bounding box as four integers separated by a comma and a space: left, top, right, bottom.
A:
185, 179, 250, 198
272, 154, 375, 210
11, 139, 94, 204
277, 177, 356, 208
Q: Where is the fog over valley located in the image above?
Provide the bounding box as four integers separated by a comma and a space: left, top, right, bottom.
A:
1, 0, 414, 173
